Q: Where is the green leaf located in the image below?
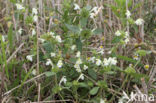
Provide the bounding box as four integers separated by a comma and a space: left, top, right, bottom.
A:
105, 71, 117, 75
116, 55, 144, 67
88, 69, 97, 80
42, 42, 54, 54
81, 29, 92, 38
80, 18, 87, 28
89, 87, 99, 95
10, 0, 16, 3
79, 82, 88, 88
65, 24, 80, 33
8, 24, 14, 50
18, 67, 34, 91
93, 28, 103, 35
25, 16, 33, 24
125, 67, 136, 74
76, 38, 82, 52
112, 36, 122, 43
136, 50, 147, 56
97, 81, 107, 89
44, 72, 55, 77
131, 73, 149, 80
85, 5, 92, 10
80, 8, 90, 18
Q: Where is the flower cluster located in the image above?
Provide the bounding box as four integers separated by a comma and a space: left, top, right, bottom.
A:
51, 52, 56, 57
115, 30, 121, 36
32, 8, 38, 22
115, 31, 130, 44
124, 32, 130, 44
16, 3, 25, 10
88, 56, 117, 67
74, 57, 82, 72
96, 59, 102, 66
39, 32, 62, 43
135, 18, 144, 25
49, 32, 62, 43
103, 57, 117, 66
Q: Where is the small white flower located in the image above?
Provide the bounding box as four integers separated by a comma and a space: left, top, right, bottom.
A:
124, 38, 129, 44
129, 64, 133, 67
100, 98, 105, 103
74, 63, 80, 69
96, 59, 102, 66
50, 52, 56, 57
133, 54, 139, 60
32, 8, 38, 15
125, 31, 129, 37
76, 51, 81, 57
50, 32, 54, 35
103, 57, 117, 66
91, 7, 98, 13
103, 58, 109, 66
76, 58, 82, 65
135, 18, 144, 25
108, 51, 112, 54
46, 59, 52, 66
57, 60, 63, 68
16, 3, 25, 10
125, 10, 131, 18
49, 32, 55, 37
59, 76, 67, 86
115, 30, 121, 36
33, 15, 38, 22
89, 57, 96, 63
74, 4, 80, 10
26, 55, 34, 62
124, 31, 130, 44
98, 50, 104, 55
38, 38, 45, 43
90, 6, 103, 19
32, 29, 36, 36
76, 68, 81, 73
18, 28, 23, 35
109, 57, 117, 65
2, 35, 5, 42
118, 98, 124, 103
55, 35, 62, 43
83, 65, 88, 70
71, 45, 76, 50
74, 58, 82, 72
90, 13, 95, 19
78, 74, 84, 81
32, 69, 36, 75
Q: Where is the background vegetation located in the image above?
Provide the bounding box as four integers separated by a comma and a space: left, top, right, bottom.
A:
0, 0, 156, 103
